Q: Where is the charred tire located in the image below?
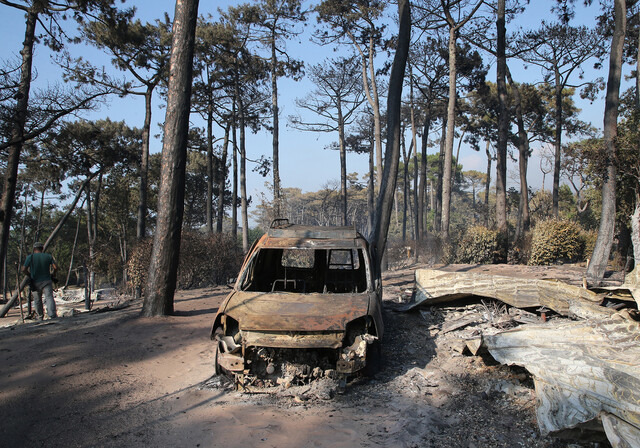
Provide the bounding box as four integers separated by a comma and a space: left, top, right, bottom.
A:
364, 339, 382, 376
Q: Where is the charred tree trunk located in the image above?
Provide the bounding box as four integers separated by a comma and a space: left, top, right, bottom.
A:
239, 94, 249, 253
216, 123, 230, 233
0, 9, 37, 276
373, 0, 410, 269
435, 120, 446, 232
441, 26, 457, 241
34, 187, 46, 244
418, 109, 432, 240
206, 101, 214, 233
137, 88, 153, 240
142, 0, 199, 316
507, 67, 531, 241
413, 152, 419, 243
271, 32, 282, 218
65, 209, 82, 288
338, 103, 348, 226
85, 184, 95, 305
495, 0, 508, 241
408, 72, 419, 244
552, 73, 563, 218
401, 134, 411, 241
368, 139, 375, 236
484, 141, 492, 226
631, 201, 639, 272
587, 0, 626, 284
231, 108, 238, 241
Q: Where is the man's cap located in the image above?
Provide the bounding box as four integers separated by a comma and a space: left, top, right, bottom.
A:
33, 242, 44, 249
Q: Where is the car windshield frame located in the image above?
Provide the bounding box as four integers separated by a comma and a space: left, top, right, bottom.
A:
237, 239, 373, 294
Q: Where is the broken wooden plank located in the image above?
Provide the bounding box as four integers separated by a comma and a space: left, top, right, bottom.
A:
481, 317, 640, 447
404, 269, 601, 316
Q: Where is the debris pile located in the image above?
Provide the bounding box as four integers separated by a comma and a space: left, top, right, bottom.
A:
408, 267, 640, 447
240, 347, 340, 390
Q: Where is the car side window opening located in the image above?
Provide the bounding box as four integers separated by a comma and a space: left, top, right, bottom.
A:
241, 247, 369, 294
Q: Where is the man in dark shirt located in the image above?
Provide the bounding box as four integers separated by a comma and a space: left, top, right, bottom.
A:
22, 242, 58, 319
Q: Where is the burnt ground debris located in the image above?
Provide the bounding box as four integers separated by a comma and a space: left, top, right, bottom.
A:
0, 264, 618, 447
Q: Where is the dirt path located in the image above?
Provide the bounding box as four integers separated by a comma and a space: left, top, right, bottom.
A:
0, 265, 604, 447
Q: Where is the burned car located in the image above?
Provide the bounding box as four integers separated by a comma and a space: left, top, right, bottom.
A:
211, 219, 383, 387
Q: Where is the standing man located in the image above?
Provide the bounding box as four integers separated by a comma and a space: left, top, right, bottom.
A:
22, 242, 58, 319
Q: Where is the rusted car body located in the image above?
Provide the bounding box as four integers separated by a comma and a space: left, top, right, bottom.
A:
211, 220, 383, 385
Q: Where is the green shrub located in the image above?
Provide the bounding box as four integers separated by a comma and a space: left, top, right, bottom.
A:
529, 219, 584, 265
456, 226, 503, 264
127, 232, 242, 293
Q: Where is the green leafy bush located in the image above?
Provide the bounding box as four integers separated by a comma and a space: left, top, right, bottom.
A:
456, 226, 503, 264
529, 219, 584, 265
127, 232, 242, 293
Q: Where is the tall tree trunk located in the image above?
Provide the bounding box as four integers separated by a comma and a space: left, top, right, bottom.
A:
401, 135, 410, 241
354, 33, 384, 197
271, 32, 282, 218
137, 88, 153, 240
587, 0, 625, 284
3, 253, 7, 303
418, 109, 431, 240
142, 0, 199, 316
441, 26, 457, 241
408, 71, 419, 244
366, 39, 383, 194
507, 67, 531, 240
65, 210, 82, 288
373, 0, 410, 269
85, 195, 94, 311
338, 105, 348, 226
367, 136, 375, 236
216, 123, 230, 233
631, 201, 640, 272
484, 141, 492, 226
0, 9, 37, 275
85, 184, 95, 304
206, 102, 214, 233
634, 11, 640, 272
435, 119, 446, 232
231, 108, 238, 241
413, 149, 419, 244
495, 0, 508, 240
552, 73, 563, 217
35, 187, 46, 244
239, 95, 249, 252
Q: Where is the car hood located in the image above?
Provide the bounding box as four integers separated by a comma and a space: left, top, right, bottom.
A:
222, 290, 371, 332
